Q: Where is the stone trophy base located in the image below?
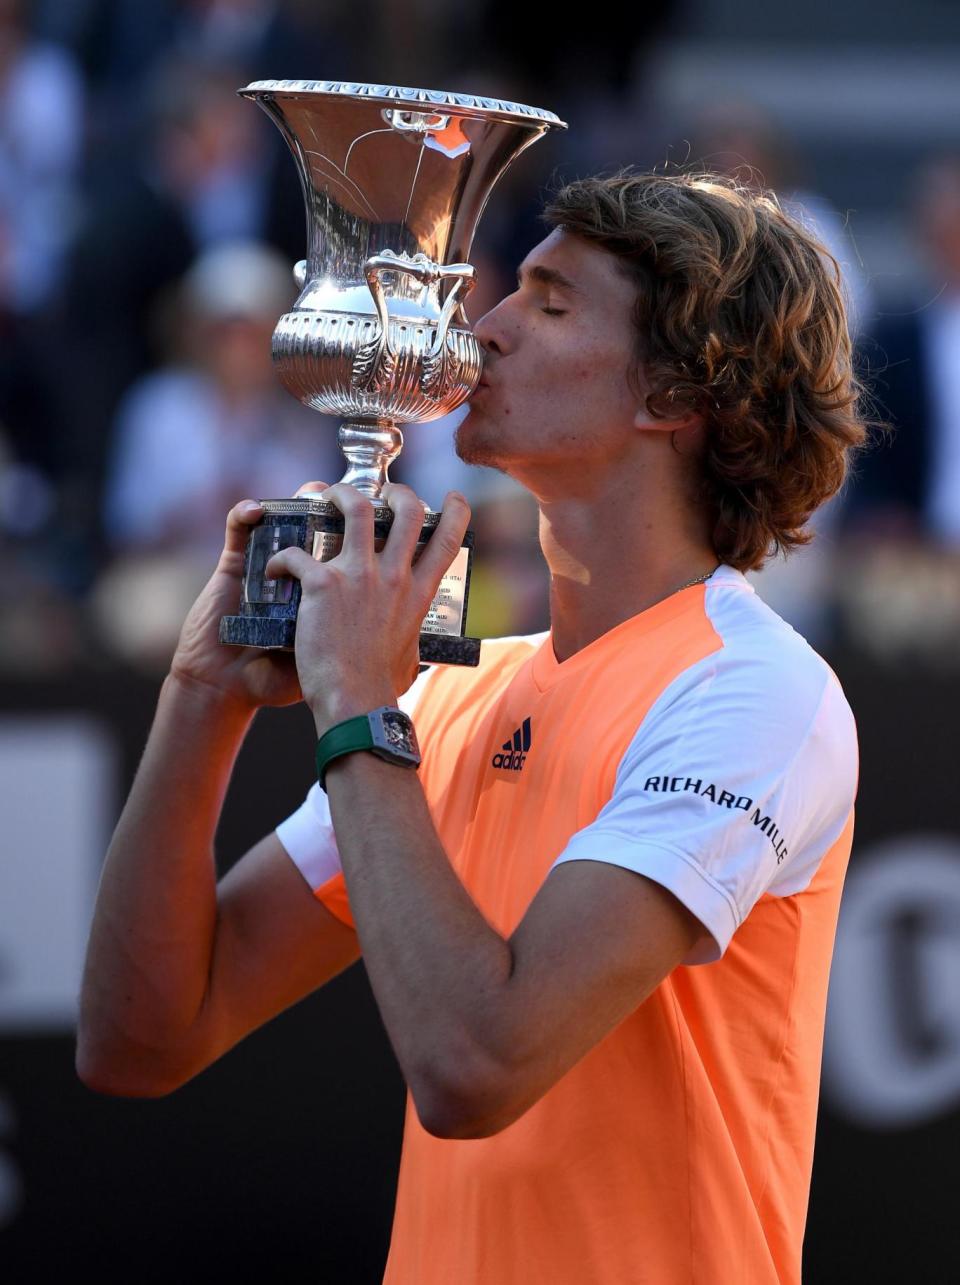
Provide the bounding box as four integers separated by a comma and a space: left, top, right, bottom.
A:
218, 496, 480, 667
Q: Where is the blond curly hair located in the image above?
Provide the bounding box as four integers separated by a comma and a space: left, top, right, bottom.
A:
542, 170, 867, 570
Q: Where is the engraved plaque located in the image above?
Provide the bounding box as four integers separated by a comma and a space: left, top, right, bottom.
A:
420, 545, 470, 636
244, 523, 299, 605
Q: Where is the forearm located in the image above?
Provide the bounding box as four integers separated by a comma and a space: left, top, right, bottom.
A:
325, 752, 514, 1127
77, 673, 255, 1090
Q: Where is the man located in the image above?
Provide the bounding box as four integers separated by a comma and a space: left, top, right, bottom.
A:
78, 172, 865, 1284
845, 154, 960, 540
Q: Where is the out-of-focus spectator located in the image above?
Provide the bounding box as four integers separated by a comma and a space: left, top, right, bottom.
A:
0, 424, 87, 675
829, 155, 960, 665
104, 239, 338, 557
146, 57, 274, 249
0, 0, 84, 316
173, 0, 320, 73
847, 155, 960, 543
93, 240, 339, 670
0, 1, 88, 616
687, 101, 874, 336
39, 0, 343, 114
55, 58, 288, 544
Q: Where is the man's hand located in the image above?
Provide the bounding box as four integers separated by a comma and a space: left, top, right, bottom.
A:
264, 482, 471, 735
169, 482, 330, 712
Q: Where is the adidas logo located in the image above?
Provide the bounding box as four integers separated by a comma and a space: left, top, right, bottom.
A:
492, 717, 532, 771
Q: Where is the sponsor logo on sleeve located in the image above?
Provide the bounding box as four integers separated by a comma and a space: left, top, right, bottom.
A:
642, 774, 789, 864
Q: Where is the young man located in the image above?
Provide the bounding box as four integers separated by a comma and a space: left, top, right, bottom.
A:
78, 172, 866, 1284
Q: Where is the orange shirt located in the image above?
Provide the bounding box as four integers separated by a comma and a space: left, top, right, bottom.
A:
277, 568, 858, 1284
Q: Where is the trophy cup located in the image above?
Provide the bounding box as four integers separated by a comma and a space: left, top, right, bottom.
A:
218, 80, 565, 665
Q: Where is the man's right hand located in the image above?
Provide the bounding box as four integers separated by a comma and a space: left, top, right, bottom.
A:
78, 477, 360, 1096
169, 483, 329, 712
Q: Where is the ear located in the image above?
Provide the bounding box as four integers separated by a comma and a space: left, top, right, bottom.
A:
633, 403, 703, 441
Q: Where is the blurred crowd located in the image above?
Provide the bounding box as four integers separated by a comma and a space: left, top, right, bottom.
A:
1, 0, 959, 677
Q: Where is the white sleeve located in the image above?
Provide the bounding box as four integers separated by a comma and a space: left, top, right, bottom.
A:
274, 664, 437, 891
550, 652, 858, 965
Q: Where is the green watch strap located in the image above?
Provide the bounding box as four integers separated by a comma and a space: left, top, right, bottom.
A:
315, 715, 375, 791
315, 707, 421, 791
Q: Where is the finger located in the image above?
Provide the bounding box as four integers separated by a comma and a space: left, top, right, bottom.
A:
264, 544, 317, 582
321, 482, 375, 562
223, 498, 263, 557
294, 480, 330, 495
411, 491, 471, 595
380, 482, 427, 572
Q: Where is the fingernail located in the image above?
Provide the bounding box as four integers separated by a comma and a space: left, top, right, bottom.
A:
241, 500, 262, 514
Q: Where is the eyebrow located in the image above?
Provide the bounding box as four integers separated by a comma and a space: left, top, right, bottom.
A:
516, 264, 583, 294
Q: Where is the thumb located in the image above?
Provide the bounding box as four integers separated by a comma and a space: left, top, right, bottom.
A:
218, 499, 263, 570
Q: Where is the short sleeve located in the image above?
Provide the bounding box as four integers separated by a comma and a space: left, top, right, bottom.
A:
274, 664, 438, 924
274, 778, 341, 894
550, 651, 858, 965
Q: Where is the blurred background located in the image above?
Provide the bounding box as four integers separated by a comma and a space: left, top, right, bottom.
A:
2, 0, 960, 1280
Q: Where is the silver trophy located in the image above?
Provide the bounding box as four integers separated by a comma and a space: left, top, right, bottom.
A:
218, 80, 565, 665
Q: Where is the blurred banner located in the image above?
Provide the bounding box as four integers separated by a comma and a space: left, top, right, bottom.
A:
0, 718, 112, 1030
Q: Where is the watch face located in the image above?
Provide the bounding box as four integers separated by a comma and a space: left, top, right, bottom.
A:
380, 710, 418, 757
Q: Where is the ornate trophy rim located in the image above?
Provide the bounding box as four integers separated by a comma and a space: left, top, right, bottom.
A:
239, 79, 567, 129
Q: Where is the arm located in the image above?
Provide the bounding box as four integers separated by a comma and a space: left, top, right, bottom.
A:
78, 487, 359, 1096
323, 752, 700, 1139
76, 676, 359, 1097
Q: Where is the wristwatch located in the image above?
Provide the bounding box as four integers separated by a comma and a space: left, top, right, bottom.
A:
315, 706, 421, 790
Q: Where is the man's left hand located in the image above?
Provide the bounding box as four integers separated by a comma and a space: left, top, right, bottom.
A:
264, 482, 471, 736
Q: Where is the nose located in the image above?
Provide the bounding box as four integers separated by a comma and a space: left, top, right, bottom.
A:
473, 294, 513, 357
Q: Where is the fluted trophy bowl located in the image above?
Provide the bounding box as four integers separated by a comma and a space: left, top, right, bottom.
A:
218, 80, 565, 663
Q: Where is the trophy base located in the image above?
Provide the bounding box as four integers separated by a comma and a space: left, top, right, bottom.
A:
218, 497, 479, 667
218, 615, 298, 649
219, 614, 481, 666
418, 633, 481, 666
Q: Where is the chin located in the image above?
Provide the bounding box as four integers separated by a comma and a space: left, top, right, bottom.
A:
454, 413, 504, 468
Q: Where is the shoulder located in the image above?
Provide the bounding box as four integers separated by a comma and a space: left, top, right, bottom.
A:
692, 566, 852, 735
624, 568, 857, 814
552, 571, 858, 963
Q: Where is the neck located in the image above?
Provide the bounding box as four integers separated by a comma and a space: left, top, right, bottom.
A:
536, 473, 717, 663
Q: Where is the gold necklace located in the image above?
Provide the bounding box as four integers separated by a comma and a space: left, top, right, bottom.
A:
675, 563, 721, 593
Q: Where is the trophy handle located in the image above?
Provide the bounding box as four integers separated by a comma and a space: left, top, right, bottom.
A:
354, 251, 476, 395
422, 268, 476, 398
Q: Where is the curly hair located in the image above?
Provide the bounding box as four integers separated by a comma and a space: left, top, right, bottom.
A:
541, 170, 868, 571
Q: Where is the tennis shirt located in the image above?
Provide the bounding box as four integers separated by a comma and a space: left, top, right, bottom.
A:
276, 565, 858, 1284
